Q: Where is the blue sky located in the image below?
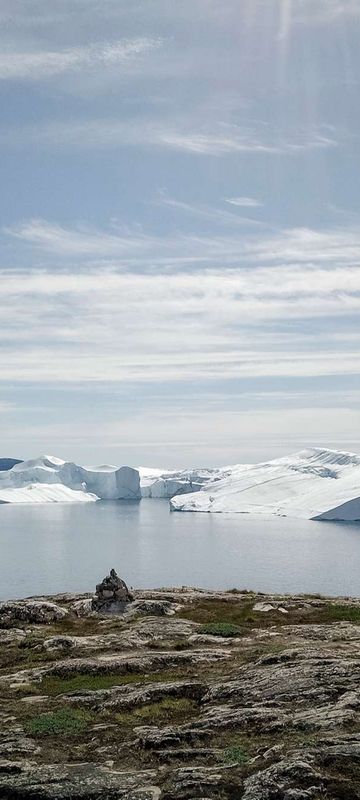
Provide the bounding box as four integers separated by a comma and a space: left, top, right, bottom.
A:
0, 0, 360, 467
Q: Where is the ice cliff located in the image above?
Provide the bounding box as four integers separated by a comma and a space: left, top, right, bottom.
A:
3, 449, 360, 519
170, 448, 360, 521
138, 467, 224, 499
0, 456, 140, 504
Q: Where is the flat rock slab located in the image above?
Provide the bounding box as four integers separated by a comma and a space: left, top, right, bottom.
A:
0, 600, 68, 627
0, 761, 161, 799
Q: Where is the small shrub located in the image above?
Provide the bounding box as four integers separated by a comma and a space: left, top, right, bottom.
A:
222, 745, 249, 765
199, 622, 241, 638
25, 708, 93, 737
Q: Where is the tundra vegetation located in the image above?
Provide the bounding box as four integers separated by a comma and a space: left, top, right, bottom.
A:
1, 582, 360, 798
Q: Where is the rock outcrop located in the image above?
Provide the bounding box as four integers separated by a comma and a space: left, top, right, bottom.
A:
0, 599, 68, 628
2, 587, 360, 798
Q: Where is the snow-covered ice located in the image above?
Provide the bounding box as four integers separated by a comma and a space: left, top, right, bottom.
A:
3, 449, 360, 518
170, 448, 360, 522
0, 483, 97, 505
138, 466, 225, 498
0, 456, 140, 503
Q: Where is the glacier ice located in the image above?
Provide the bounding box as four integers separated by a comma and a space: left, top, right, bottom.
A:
0, 456, 140, 503
0, 483, 97, 505
3, 448, 360, 519
170, 448, 360, 521
138, 467, 224, 499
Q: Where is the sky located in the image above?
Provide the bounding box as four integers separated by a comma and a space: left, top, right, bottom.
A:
0, 0, 360, 468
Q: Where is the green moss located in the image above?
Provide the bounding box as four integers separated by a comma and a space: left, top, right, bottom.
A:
25, 708, 94, 737
199, 622, 242, 637
179, 597, 360, 630
222, 744, 249, 765
41, 669, 189, 696
322, 604, 360, 623
179, 599, 256, 628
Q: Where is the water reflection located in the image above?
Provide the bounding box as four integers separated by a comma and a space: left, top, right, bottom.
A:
0, 499, 360, 599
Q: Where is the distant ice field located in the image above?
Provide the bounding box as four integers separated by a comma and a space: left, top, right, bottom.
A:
2, 449, 360, 521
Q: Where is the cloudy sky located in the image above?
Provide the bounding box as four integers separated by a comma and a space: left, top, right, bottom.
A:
0, 0, 360, 467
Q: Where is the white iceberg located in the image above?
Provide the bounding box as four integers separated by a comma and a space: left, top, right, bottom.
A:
0, 483, 97, 505
138, 466, 224, 499
4, 448, 360, 518
0, 455, 141, 503
170, 448, 360, 522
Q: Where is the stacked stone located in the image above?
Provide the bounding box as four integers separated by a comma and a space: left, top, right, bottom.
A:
92, 569, 134, 612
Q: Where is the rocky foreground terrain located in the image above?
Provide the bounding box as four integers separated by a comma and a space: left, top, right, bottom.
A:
2, 574, 360, 798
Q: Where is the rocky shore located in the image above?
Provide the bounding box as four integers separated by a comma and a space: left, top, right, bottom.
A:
2, 573, 360, 798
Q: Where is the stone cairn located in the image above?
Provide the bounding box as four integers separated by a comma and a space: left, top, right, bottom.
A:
92, 568, 134, 612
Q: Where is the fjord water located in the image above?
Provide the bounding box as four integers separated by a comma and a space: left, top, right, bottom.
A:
0, 498, 359, 600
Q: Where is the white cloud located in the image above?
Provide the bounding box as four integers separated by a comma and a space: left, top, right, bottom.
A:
0, 237, 360, 385
6, 218, 156, 257
6, 218, 360, 271
3, 405, 360, 469
0, 38, 163, 81
155, 193, 266, 227
157, 126, 337, 156
2, 215, 359, 389
2, 217, 360, 458
0, 118, 338, 157
225, 197, 263, 208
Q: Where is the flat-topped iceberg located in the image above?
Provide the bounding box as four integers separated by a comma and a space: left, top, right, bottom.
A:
170, 448, 360, 522
0, 456, 140, 503
0, 483, 97, 505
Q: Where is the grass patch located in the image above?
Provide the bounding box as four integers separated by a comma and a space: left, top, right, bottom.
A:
222, 744, 249, 766
25, 708, 94, 737
320, 604, 360, 623
198, 622, 241, 637
42, 672, 144, 695
41, 669, 190, 696
116, 697, 198, 726
178, 598, 360, 630
179, 600, 258, 628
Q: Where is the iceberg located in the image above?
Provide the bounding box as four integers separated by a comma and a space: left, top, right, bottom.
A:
0, 483, 97, 505
3, 448, 360, 518
138, 466, 224, 499
170, 448, 360, 522
0, 456, 141, 503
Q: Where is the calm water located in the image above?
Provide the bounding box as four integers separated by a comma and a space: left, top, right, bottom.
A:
0, 499, 360, 600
